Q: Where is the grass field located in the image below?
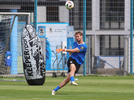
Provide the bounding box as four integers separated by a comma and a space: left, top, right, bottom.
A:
0, 75, 134, 100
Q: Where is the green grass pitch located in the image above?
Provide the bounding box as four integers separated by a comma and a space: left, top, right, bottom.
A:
0, 75, 134, 100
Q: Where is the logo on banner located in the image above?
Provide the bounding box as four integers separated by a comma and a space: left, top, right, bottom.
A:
49, 28, 53, 32
38, 26, 46, 37
39, 28, 45, 36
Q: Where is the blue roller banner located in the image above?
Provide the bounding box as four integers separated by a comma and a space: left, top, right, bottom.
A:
66, 26, 74, 60
10, 9, 18, 74
37, 23, 68, 71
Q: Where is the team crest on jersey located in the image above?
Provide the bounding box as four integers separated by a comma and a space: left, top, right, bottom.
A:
80, 46, 84, 50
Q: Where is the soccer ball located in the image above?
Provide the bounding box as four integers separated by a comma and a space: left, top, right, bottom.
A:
65, 1, 74, 10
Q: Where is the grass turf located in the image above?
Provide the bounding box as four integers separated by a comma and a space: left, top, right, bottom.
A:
0, 76, 134, 100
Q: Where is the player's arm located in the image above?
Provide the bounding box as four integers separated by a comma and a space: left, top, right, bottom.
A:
65, 48, 80, 53
56, 48, 80, 53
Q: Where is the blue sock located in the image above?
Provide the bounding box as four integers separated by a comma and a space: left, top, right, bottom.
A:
54, 86, 60, 91
70, 76, 74, 82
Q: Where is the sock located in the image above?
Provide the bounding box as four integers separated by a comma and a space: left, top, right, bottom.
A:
54, 86, 60, 91
70, 76, 74, 82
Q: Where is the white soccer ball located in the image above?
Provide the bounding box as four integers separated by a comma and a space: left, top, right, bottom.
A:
65, 1, 74, 10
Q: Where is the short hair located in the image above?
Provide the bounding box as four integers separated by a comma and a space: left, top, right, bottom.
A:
75, 31, 83, 36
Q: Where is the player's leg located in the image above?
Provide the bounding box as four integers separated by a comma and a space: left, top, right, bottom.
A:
69, 64, 76, 77
52, 73, 70, 95
69, 64, 78, 86
67, 57, 76, 83
59, 73, 70, 87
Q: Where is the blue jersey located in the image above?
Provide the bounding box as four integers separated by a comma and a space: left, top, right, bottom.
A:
70, 41, 87, 65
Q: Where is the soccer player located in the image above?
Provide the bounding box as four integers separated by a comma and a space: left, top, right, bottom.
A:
52, 31, 87, 95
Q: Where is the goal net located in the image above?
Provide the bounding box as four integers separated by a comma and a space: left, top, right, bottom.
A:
0, 13, 31, 78
0, 15, 16, 74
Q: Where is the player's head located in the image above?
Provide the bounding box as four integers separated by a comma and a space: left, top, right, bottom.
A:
75, 31, 83, 42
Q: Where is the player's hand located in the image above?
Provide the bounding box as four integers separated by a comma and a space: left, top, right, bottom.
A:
56, 49, 66, 53
56, 49, 63, 53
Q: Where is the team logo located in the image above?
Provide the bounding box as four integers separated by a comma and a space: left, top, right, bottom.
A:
80, 46, 84, 50
70, 61, 73, 64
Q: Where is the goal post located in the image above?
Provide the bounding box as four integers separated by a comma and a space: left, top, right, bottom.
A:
0, 12, 31, 24
0, 12, 31, 75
